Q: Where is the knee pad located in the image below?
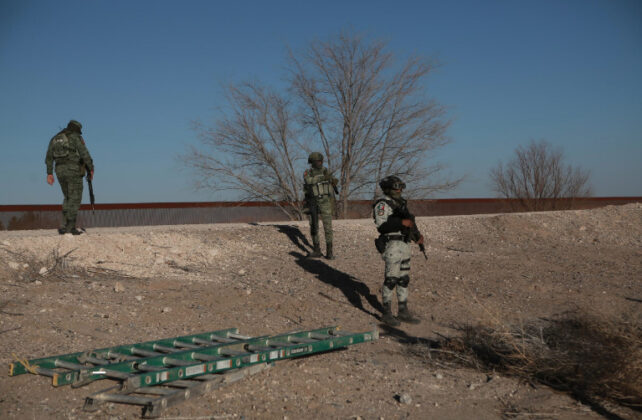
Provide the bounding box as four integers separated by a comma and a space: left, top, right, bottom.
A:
383, 277, 398, 289
397, 275, 410, 288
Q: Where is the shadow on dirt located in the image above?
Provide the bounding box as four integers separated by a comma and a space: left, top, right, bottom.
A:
378, 323, 440, 347
270, 224, 312, 254
290, 251, 383, 318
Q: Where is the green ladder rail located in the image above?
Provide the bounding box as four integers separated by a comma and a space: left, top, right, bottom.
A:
8, 327, 241, 382
84, 363, 272, 419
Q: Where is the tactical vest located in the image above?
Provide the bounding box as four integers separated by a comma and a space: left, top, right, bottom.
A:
306, 170, 333, 197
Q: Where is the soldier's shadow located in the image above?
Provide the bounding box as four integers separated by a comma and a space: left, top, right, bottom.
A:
271, 224, 312, 254
290, 251, 383, 317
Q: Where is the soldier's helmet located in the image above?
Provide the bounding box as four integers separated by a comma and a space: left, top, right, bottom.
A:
379, 175, 406, 191
308, 152, 324, 164
67, 120, 82, 132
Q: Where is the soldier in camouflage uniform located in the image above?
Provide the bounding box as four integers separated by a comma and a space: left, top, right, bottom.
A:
45, 120, 94, 235
303, 152, 338, 259
373, 175, 422, 326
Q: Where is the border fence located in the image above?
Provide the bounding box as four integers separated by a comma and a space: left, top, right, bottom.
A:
0, 197, 639, 231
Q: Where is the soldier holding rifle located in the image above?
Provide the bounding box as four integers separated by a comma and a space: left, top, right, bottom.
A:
373, 175, 424, 326
303, 152, 338, 259
45, 120, 94, 235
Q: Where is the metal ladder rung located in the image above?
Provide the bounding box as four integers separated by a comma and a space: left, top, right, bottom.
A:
173, 341, 200, 349
207, 335, 237, 343
89, 392, 155, 406
77, 354, 110, 365
130, 387, 176, 395
55, 360, 88, 370
289, 337, 316, 344
132, 348, 164, 357
152, 344, 183, 353
106, 351, 138, 361
192, 353, 224, 362
227, 332, 251, 340
191, 337, 217, 345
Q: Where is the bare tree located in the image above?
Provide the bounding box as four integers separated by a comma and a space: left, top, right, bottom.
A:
185, 81, 305, 220
490, 139, 592, 211
185, 30, 459, 219
289, 31, 459, 217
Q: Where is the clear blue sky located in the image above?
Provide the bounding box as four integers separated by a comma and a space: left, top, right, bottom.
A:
1, 0, 640, 204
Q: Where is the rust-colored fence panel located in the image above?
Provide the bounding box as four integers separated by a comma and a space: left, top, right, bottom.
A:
0, 197, 639, 231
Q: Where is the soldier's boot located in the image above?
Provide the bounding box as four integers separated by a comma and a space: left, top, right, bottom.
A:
325, 243, 335, 260
381, 302, 400, 326
65, 218, 84, 235
308, 243, 322, 258
397, 302, 421, 324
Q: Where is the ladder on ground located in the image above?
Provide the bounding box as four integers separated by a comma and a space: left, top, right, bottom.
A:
9, 326, 378, 417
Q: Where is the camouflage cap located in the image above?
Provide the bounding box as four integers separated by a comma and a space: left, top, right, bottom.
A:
67, 120, 82, 130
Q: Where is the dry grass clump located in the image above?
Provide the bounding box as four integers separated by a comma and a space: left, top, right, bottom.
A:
417, 312, 641, 411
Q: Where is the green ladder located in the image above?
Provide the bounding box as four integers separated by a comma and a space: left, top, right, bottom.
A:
9, 326, 378, 417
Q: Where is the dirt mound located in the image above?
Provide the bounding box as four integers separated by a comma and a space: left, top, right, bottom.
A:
0, 203, 640, 419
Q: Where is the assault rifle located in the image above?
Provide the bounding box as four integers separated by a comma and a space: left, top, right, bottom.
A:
307, 193, 319, 238
393, 200, 427, 260
85, 165, 95, 214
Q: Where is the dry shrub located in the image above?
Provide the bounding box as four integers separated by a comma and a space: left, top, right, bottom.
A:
420, 312, 641, 411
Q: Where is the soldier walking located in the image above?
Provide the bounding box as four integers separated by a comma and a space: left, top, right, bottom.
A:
303, 152, 338, 259
373, 176, 423, 326
45, 120, 94, 235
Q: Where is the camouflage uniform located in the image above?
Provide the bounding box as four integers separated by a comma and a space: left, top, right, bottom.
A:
304, 152, 338, 259
45, 120, 94, 234
373, 176, 421, 325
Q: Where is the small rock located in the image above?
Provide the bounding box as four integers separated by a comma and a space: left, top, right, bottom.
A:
435, 373, 443, 379
238, 269, 246, 276
396, 393, 412, 405
114, 282, 125, 292
8, 261, 20, 270
23, 263, 29, 268
245, 289, 252, 295
135, 295, 143, 301
34, 280, 42, 285
162, 307, 171, 313
39, 267, 48, 275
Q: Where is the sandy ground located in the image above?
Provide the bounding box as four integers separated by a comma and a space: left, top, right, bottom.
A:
0, 203, 640, 419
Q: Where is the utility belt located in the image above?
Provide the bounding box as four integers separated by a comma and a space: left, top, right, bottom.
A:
385, 234, 409, 242
374, 233, 409, 254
